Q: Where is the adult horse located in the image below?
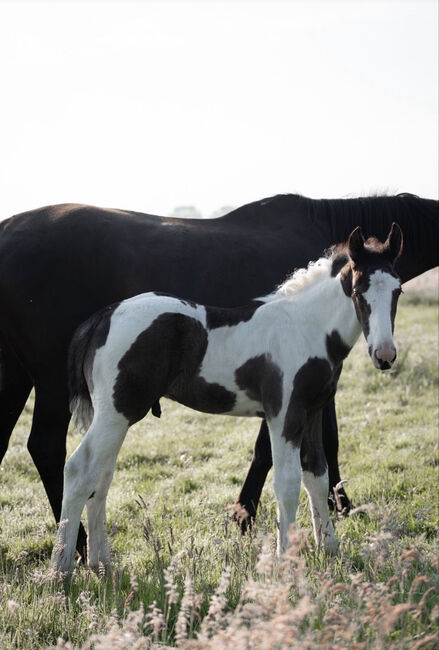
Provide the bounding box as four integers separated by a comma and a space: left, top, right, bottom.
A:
0, 193, 437, 558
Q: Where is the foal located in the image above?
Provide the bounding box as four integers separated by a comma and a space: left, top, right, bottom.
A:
52, 224, 403, 573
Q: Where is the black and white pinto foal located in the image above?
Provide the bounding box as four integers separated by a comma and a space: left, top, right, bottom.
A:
52, 224, 403, 573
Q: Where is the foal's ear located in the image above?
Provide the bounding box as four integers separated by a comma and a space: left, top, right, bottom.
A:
347, 226, 365, 264
385, 222, 403, 262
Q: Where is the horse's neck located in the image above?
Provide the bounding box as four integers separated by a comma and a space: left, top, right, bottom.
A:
320, 196, 438, 282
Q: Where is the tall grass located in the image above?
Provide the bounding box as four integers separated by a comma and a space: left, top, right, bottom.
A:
0, 294, 437, 649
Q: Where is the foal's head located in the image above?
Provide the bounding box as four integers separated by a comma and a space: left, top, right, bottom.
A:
341, 223, 403, 370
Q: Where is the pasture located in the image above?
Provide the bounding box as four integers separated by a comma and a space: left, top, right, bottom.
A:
0, 293, 437, 649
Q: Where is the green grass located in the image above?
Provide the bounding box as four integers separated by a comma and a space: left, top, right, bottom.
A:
0, 294, 437, 649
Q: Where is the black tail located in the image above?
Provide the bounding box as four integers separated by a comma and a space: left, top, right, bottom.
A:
68, 304, 117, 432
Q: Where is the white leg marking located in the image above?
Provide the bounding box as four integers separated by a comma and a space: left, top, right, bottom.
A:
268, 423, 302, 554
86, 465, 117, 571
51, 411, 128, 574
302, 469, 338, 554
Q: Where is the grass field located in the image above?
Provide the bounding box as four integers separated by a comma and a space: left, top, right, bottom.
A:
0, 294, 437, 649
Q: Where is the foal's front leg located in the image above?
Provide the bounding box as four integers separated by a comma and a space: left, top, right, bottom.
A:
267, 418, 302, 554
301, 410, 338, 554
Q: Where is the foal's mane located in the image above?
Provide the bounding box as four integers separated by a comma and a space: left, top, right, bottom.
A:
276, 253, 336, 298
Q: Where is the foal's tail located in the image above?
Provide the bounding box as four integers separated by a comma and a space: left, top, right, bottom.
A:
68, 306, 115, 433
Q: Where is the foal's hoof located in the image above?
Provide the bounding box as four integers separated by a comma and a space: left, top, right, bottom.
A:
89, 561, 111, 577
324, 537, 339, 555
232, 502, 254, 534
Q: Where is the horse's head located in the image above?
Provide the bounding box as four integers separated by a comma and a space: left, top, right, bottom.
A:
341, 223, 403, 370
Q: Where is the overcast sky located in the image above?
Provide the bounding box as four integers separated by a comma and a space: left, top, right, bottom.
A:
0, 0, 437, 218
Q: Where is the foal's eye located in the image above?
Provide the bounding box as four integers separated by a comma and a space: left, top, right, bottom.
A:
352, 288, 360, 297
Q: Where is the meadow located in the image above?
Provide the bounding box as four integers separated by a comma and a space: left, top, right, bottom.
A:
0, 293, 437, 649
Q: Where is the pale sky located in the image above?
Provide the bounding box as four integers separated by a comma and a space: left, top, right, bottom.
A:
0, 0, 437, 218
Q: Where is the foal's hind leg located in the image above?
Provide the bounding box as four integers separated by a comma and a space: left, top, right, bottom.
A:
51, 412, 129, 574
301, 410, 338, 554
86, 446, 125, 572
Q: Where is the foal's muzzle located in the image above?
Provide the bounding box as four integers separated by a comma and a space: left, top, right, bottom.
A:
372, 344, 397, 371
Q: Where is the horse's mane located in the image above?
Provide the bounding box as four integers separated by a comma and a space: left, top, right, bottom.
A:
224, 191, 435, 233
234, 191, 421, 214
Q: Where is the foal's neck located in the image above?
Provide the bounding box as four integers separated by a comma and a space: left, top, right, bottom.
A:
279, 270, 361, 351
323, 274, 361, 349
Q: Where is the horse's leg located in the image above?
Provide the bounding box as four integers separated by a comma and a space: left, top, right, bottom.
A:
0, 344, 33, 462
301, 410, 338, 554
233, 419, 273, 532
52, 412, 128, 574
266, 418, 302, 554
322, 399, 352, 513
26, 376, 88, 559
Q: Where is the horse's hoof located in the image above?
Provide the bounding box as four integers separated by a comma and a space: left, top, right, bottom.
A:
232, 502, 254, 534
328, 491, 352, 516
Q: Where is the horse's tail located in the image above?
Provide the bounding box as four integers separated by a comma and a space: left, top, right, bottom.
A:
68, 307, 114, 433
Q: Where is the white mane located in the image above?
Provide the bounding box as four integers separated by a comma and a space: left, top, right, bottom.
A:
276, 255, 334, 297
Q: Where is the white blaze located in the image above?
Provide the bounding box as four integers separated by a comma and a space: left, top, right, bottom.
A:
363, 270, 400, 357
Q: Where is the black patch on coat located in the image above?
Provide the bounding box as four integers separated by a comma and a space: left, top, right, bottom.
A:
300, 410, 327, 477
325, 330, 351, 368
113, 313, 236, 424
205, 301, 263, 330
340, 265, 353, 297
88, 491, 95, 500
167, 375, 237, 415
282, 357, 340, 448
352, 293, 371, 339
235, 354, 283, 418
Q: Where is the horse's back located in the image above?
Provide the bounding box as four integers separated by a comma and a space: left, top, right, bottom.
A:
0, 200, 308, 370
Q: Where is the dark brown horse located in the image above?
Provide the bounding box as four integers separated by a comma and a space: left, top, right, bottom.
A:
0, 192, 437, 558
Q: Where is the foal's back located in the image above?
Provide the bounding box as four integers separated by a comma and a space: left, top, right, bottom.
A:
71, 292, 268, 426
